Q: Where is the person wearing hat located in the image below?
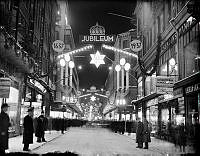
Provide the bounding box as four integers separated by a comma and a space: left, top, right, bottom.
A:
0, 103, 10, 154
22, 107, 34, 151
35, 111, 47, 142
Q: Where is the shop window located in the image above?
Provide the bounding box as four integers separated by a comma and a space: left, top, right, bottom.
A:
150, 28, 152, 47
149, 105, 158, 133
160, 12, 164, 33
184, 40, 199, 77
160, 62, 168, 76
150, 72, 157, 94
138, 77, 143, 98
157, 16, 160, 35
122, 40, 128, 49
145, 76, 151, 96
161, 108, 169, 130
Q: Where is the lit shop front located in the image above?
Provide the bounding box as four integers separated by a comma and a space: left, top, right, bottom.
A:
174, 72, 200, 143
0, 77, 22, 137
20, 77, 46, 126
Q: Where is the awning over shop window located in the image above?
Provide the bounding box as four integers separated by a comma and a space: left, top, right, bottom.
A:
131, 92, 162, 105
104, 106, 117, 115
67, 103, 83, 115
174, 72, 200, 89
27, 73, 54, 94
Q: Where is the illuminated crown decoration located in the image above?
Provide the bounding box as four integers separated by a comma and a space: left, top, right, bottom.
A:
90, 22, 105, 35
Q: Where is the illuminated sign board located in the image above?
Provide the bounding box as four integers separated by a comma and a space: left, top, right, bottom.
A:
66, 97, 78, 104
79, 22, 116, 43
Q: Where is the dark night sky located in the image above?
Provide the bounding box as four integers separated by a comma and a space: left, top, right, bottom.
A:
67, 0, 136, 90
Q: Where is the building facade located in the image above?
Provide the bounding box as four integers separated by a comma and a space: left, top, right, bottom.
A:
133, 0, 200, 143
0, 0, 58, 136
52, 0, 81, 119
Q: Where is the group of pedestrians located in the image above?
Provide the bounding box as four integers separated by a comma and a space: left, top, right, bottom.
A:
136, 117, 151, 149
0, 104, 48, 154
23, 107, 48, 151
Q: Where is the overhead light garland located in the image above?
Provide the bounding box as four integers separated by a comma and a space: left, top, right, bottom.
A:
102, 44, 138, 58
57, 45, 93, 59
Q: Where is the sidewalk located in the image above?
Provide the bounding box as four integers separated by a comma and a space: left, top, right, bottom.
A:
7, 130, 63, 153
123, 132, 195, 155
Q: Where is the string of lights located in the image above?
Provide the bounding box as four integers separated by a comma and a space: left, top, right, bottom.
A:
102, 44, 138, 58
57, 45, 93, 59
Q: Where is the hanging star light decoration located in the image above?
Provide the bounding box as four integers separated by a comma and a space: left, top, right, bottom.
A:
90, 95, 96, 101
90, 50, 105, 68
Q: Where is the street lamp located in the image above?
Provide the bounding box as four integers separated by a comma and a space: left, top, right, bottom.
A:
120, 58, 126, 66
115, 64, 121, 91
115, 58, 131, 92
59, 58, 66, 67
58, 54, 75, 86
69, 61, 75, 69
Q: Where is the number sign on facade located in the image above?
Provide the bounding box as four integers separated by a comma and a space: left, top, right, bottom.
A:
52, 40, 65, 53
130, 39, 142, 52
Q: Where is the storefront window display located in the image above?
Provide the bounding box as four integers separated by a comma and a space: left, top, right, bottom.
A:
6, 87, 19, 135
21, 89, 43, 127
161, 108, 169, 130
184, 41, 199, 77
145, 76, 151, 96
138, 108, 142, 120
147, 105, 158, 134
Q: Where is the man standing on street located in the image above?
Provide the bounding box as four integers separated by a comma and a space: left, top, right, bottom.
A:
23, 107, 34, 151
136, 117, 143, 148
142, 117, 151, 149
0, 103, 10, 155
35, 111, 47, 142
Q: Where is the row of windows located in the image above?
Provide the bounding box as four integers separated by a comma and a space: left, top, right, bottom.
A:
141, 0, 187, 56
159, 44, 176, 66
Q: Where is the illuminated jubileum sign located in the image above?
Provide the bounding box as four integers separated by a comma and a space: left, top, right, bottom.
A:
79, 22, 115, 43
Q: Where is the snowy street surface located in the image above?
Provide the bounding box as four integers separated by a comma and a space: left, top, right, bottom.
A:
31, 127, 194, 156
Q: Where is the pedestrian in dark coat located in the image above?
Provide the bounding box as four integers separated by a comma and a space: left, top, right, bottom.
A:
136, 117, 143, 148
177, 123, 187, 152
142, 118, 151, 149
61, 118, 65, 134
23, 107, 34, 151
35, 111, 47, 142
0, 103, 10, 154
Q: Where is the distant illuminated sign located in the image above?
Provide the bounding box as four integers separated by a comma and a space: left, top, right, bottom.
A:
80, 35, 115, 43
79, 22, 116, 43
66, 97, 78, 104
156, 76, 174, 94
